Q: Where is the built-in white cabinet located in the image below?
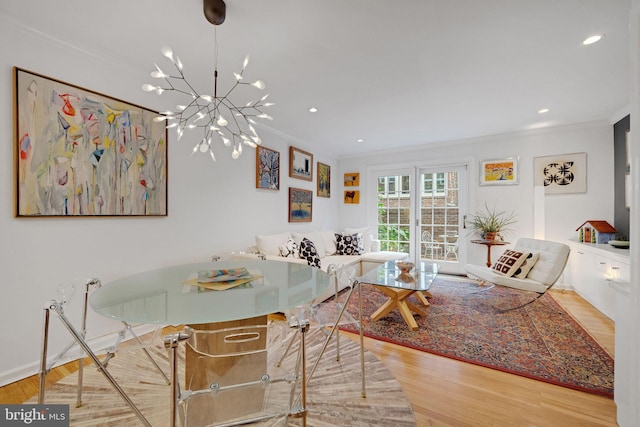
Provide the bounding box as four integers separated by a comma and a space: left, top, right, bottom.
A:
565, 240, 630, 320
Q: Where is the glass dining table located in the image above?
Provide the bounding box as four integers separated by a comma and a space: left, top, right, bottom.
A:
87, 260, 362, 427
359, 260, 439, 331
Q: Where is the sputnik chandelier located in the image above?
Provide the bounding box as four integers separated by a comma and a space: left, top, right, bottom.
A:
142, 0, 273, 161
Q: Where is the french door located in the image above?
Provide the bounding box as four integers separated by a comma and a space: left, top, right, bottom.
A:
376, 165, 467, 274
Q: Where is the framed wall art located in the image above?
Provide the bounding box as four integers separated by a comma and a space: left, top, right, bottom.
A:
344, 172, 359, 186
289, 146, 313, 181
317, 162, 331, 198
344, 190, 360, 204
256, 145, 280, 190
480, 158, 519, 186
534, 152, 587, 194
15, 67, 168, 217
288, 187, 313, 222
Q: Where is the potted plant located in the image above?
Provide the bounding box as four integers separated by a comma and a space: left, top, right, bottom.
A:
468, 203, 517, 241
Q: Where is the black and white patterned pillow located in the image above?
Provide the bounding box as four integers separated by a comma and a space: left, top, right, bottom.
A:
299, 238, 321, 268
278, 237, 298, 258
335, 233, 364, 255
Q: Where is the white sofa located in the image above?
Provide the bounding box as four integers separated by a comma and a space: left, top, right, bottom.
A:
234, 229, 408, 299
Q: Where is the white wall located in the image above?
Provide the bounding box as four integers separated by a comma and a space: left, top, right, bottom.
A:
0, 16, 339, 384
337, 122, 615, 267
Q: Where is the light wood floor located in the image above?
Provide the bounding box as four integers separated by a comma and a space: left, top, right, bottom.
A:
0, 290, 616, 426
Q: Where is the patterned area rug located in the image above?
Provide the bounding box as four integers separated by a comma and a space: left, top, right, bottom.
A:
340, 278, 614, 397
32, 323, 416, 426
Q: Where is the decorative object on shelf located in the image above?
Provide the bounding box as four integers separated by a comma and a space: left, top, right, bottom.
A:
468, 203, 517, 240
255, 146, 279, 190
344, 172, 360, 186
576, 220, 617, 244
288, 187, 312, 222
608, 240, 630, 249
15, 68, 168, 217
317, 162, 331, 198
289, 146, 313, 181
143, 0, 273, 162
534, 152, 587, 194
479, 158, 519, 186
344, 190, 360, 204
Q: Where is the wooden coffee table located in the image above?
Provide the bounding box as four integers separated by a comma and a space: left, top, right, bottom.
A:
358, 261, 438, 331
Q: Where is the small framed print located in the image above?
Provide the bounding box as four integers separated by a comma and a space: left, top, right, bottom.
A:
480, 158, 519, 186
289, 187, 312, 222
256, 146, 280, 190
344, 172, 359, 186
289, 146, 313, 181
317, 162, 331, 198
344, 190, 360, 204
534, 152, 587, 194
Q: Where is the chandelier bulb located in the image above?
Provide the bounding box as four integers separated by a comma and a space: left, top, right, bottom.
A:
238, 144, 243, 154
155, 88, 164, 95
232, 147, 240, 159
263, 102, 275, 107
233, 72, 243, 81
176, 57, 183, 71
242, 55, 250, 70
177, 105, 187, 111
252, 80, 265, 90
200, 95, 213, 103
160, 46, 174, 60
153, 116, 167, 122
222, 137, 231, 146
167, 123, 178, 129
257, 113, 273, 121
199, 139, 209, 153
217, 115, 228, 127
210, 150, 216, 162
142, 83, 155, 92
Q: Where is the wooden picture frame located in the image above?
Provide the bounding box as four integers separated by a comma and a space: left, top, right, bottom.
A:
344, 172, 359, 186
255, 146, 280, 190
534, 152, 587, 194
289, 146, 313, 181
480, 158, 519, 186
289, 187, 313, 222
15, 67, 168, 216
344, 190, 360, 204
317, 162, 331, 198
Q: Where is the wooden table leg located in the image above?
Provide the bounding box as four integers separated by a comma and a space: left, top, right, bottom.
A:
371, 287, 427, 331
415, 291, 432, 306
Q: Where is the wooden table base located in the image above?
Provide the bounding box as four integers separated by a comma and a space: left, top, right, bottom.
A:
370, 288, 432, 331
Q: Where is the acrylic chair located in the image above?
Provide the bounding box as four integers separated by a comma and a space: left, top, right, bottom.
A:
277, 264, 366, 399
39, 278, 169, 426
164, 319, 304, 427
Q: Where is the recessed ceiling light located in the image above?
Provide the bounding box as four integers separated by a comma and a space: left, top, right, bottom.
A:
356, 138, 364, 143
582, 34, 603, 45
538, 108, 550, 114
308, 107, 318, 113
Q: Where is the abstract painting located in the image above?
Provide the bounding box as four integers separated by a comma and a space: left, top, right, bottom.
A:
256, 146, 279, 190
534, 152, 587, 194
480, 158, 518, 185
289, 146, 313, 181
317, 162, 330, 197
15, 68, 167, 216
288, 187, 312, 222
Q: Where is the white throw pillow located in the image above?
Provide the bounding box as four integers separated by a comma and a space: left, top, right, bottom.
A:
322, 230, 337, 256
292, 231, 326, 258
255, 232, 292, 256
344, 227, 372, 252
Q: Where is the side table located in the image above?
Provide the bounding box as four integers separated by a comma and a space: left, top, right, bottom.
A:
471, 239, 510, 267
